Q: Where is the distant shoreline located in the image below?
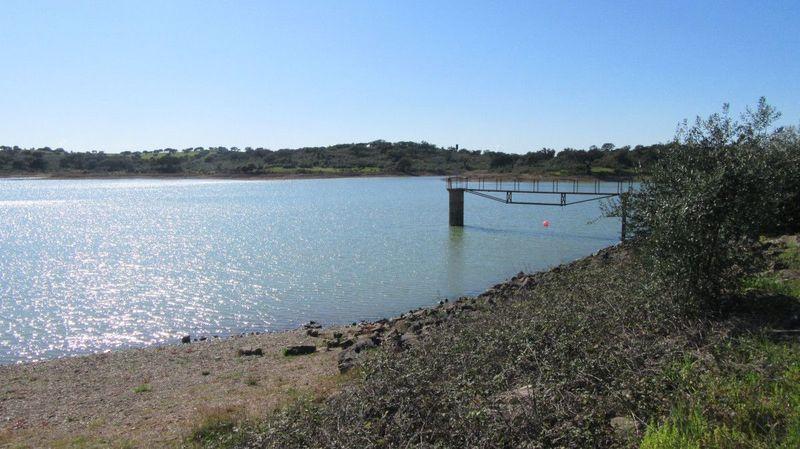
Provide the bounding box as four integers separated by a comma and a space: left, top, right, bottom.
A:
0, 171, 638, 182
0, 171, 412, 181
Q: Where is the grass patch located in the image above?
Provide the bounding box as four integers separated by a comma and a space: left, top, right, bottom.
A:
132, 383, 151, 394
186, 407, 249, 449
642, 337, 800, 449
743, 275, 800, 298
778, 240, 800, 269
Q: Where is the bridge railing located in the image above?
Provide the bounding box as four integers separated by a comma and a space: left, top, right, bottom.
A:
446, 176, 633, 195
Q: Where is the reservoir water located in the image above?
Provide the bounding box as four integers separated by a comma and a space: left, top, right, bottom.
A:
0, 177, 622, 363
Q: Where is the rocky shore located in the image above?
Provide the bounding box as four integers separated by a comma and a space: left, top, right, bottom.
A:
332, 245, 623, 374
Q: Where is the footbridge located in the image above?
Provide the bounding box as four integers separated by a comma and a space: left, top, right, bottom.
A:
445, 176, 634, 239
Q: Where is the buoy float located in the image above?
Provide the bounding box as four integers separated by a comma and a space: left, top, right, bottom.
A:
542, 220, 550, 228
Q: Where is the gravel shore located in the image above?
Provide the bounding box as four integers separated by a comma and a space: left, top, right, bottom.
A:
0, 328, 348, 448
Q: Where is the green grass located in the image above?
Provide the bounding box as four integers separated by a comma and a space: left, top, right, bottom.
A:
187, 414, 249, 449
645, 238, 800, 449
132, 383, 151, 394
779, 240, 800, 269
742, 275, 800, 298
641, 338, 800, 449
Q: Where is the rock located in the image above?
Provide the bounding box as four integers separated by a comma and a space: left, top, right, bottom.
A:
199, 336, 207, 341
492, 385, 535, 420
325, 337, 354, 349
351, 337, 376, 354
304, 321, 322, 329
337, 337, 379, 373
399, 333, 418, 348
238, 347, 263, 357
181, 335, 191, 344
283, 345, 316, 356
333, 332, 343, 340
610, 416, 637, 437
498, 384, 533, 402
338, 350, 357, 373
201, 370, 210, 376
306, 329, 320, 337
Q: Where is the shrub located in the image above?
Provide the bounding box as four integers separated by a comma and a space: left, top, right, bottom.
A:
625, 98, 799, 309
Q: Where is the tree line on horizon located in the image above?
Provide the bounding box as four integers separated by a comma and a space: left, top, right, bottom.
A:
0, 140, 670, 178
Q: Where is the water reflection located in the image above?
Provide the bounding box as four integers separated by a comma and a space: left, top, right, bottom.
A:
445, 227, 465, 295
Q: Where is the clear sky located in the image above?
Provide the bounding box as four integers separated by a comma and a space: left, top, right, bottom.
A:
2, 1, 798, 153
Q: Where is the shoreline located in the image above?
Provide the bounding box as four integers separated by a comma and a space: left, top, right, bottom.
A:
0, 171, 639, 182
0, 248, 618, 445
0, 245, 620, 447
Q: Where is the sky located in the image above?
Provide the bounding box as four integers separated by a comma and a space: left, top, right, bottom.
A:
1, 1, 798, 154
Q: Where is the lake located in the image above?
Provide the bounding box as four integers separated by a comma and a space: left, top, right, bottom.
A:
0, 177, 622, 363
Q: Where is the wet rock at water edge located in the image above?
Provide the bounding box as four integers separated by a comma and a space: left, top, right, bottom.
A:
284, 345, 316, 356
238, 347, 264, 357
303, 321, 322, 330
306, 329, 320, 337
181, 335, 191, 344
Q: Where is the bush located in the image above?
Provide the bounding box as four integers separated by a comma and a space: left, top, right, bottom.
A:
625, 98, 799, 309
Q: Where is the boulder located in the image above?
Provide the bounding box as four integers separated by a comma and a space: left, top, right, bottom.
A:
351, 337, 376, 354
181, 335, 191, 344
283, 345, 316, 356
338, 350, 357, 373
238, 347, 263, 357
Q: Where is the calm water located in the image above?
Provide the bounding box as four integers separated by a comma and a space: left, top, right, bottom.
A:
0, 177, 621, 363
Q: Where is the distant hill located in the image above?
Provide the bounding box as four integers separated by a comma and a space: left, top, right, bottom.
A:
0, 140, 671, 178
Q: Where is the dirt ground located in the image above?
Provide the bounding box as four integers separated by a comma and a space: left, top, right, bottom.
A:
0, 328, 347, 448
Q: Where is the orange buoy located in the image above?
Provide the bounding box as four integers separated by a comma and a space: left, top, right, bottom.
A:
542, 220, 550, 228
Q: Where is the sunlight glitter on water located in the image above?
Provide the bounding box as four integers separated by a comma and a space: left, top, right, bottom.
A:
0, 177, 622, 363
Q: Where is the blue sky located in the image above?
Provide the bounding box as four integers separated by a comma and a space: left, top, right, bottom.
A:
1, 1, 798, 153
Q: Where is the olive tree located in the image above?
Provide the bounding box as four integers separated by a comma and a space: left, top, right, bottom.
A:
624, 98, 798, 309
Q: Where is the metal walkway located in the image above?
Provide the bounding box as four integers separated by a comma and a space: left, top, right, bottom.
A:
445, 176, 634, 238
